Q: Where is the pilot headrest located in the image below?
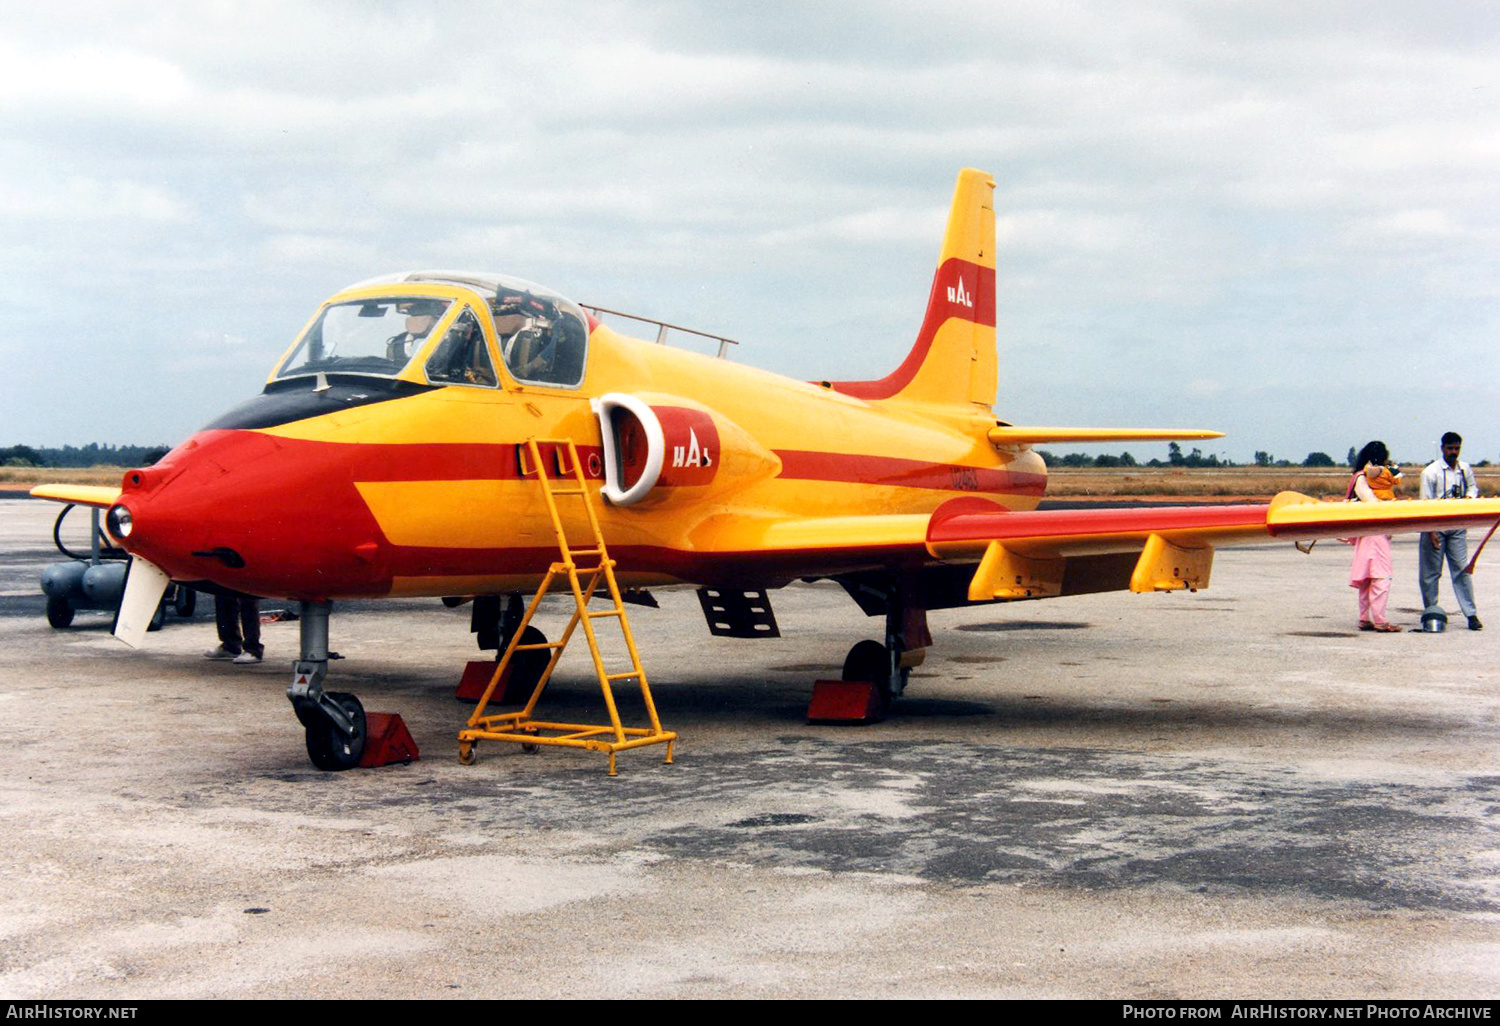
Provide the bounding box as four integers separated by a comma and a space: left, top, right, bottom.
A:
493, 293, 555, 321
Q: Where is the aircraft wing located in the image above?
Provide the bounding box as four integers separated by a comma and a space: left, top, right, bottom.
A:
923, 492, 1500, 601
29, 484, 121, 508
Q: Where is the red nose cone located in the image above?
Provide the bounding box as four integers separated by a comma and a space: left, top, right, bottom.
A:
122, 430, 391, 600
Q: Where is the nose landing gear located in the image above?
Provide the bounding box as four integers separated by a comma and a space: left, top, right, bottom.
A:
286, 600, 368, 771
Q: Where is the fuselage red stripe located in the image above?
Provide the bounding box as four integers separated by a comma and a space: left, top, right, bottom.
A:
775, 449, 1043, 495
233, 438, 606, 482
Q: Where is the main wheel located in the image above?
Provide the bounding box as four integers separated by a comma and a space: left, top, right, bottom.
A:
46, 597, 74, 629
842, 639, 895, 716
305, 691, 367, 771
146, 598, 166, 632
503, 625, 550, 700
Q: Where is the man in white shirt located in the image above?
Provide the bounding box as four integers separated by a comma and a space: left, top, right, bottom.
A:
1419, 431, 1481, 630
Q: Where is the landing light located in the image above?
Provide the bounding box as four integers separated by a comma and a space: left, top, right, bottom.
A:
106, 504, 133, 541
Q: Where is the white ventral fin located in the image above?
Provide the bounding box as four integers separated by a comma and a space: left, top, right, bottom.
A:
113, 556, 170, 648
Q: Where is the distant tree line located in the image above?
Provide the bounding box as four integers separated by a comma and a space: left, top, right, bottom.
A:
1040, 442, 1491, 470
1038, 442, 1322, 469
0, 443, 171, 468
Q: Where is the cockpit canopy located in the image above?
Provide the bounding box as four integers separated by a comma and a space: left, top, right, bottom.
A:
273, 272, 591, 390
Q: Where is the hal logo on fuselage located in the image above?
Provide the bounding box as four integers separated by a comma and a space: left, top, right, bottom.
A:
947, 276, 973, 309
672, 427, 713, 469
950, 466, 979, 491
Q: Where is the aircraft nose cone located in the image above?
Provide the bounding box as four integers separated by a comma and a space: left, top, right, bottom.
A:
117, 429, 390, 599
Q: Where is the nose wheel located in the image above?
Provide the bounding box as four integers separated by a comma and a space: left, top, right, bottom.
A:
304, 691, 367, 771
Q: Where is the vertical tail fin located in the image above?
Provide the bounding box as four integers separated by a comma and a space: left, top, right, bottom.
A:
831, 168, 997, 409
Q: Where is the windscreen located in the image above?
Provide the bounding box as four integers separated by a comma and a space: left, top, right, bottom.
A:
276, 297, 453, 380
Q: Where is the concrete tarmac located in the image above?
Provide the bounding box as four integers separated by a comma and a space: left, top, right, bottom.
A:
1, 497, 1497, 999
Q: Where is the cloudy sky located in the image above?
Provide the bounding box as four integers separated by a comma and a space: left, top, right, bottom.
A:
3, 1, 1496, 464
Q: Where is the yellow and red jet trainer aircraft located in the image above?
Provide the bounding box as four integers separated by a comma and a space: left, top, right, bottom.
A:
34, 168, 1500, 771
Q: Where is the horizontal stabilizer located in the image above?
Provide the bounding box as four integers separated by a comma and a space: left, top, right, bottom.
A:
988, 426, 1223, 447
30, 484, 121, 508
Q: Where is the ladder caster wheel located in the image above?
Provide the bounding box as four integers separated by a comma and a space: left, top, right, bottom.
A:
458, 742, 477, 766
521, 742, 540, 754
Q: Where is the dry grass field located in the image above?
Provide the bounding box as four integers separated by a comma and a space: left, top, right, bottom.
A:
0, 466, 126, 491
1047, 464, 1500, 499
4, 463, 1496, 500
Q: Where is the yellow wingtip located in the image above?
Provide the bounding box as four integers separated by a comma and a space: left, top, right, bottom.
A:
28, 484, 121, 508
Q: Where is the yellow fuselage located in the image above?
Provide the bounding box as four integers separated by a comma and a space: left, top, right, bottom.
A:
114, 284, 1043, 602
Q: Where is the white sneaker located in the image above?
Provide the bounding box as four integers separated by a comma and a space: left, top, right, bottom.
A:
232, 651, 263, 665
204, 646, 237, 660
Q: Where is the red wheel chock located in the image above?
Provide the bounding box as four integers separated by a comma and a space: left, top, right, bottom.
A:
453, 657, 537, 705
455, 659, 533, 704
359, 713, 419, 767
455, 660, 493, 701
807, 680, 886, 725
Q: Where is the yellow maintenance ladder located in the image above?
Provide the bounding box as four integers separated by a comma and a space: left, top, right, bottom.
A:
456, 438, 676, 775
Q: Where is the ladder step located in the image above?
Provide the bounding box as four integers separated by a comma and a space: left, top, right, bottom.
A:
587, 609, 623, 619
606, 671, 642, 681
550, 488, 586, 496
515, 642, 564, 651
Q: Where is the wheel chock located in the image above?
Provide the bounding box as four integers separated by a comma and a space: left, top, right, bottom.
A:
455, 659, 530, 704
359, 713, 419, 767
456, 660, 493, 701
807, 680, 886, 725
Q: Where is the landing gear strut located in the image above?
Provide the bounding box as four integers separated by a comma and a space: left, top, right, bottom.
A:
286, 600, 367, 771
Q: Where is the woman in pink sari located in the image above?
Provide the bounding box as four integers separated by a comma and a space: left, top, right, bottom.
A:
1348, 440, 1401, 632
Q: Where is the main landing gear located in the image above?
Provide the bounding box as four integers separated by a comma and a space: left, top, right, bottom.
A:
835, 573, 933, 717
286, 600, 367, 771
840, 639, 904, 717
467, 593, 551, 700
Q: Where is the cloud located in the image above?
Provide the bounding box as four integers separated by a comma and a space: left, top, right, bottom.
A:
0, 42, 190, 110
0, 0, 1497, 461
0, 176, 191, 223
260, 233, 374, 265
